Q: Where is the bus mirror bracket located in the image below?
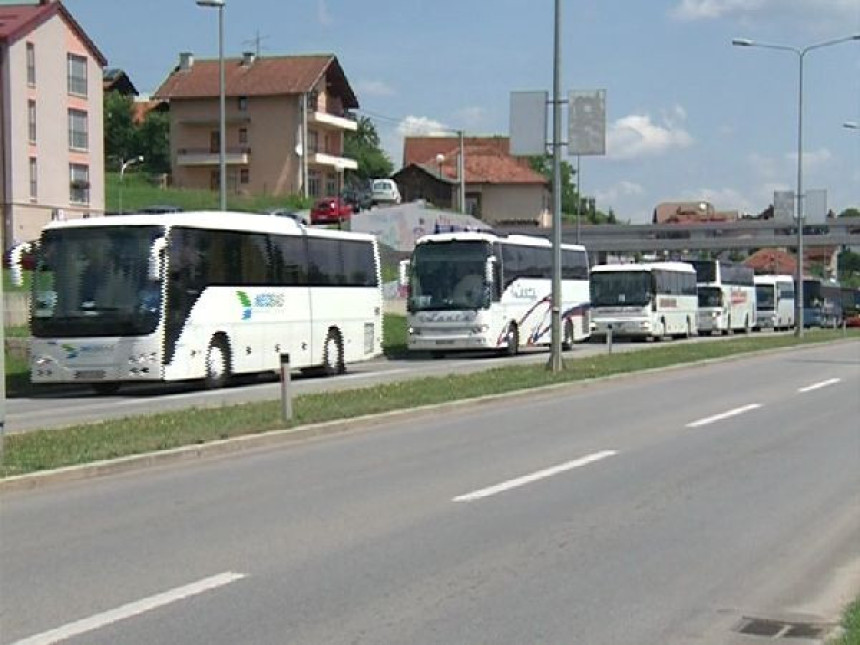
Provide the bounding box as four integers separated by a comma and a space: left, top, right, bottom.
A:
485, 256, 496, 287
398, 259, 410, 287
148, 237, 167, 281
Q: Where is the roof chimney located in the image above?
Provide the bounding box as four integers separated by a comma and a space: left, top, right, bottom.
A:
241, 51, 256, 66
178, 52, 194, 71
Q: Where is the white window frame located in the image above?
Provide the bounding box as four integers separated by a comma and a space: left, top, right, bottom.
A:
28, 100, 36, 143
69, 163, 90, 204
67, 54, 88, 96
68, 109, 88, 151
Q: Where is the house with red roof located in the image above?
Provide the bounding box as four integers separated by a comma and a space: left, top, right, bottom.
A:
154, 51, 358, 200
1, 0, 107, 248
395, 136, 549, 225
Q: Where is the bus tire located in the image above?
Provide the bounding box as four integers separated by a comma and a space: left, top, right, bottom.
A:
502, 323, 519, 356
204, 336, 231, 389
743, 316, 751, 334
562, 319, 574, 351
322, 329, 345, 376
91, 382, 121, 395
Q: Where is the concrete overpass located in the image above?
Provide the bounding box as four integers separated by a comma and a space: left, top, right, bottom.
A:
499, 219, 860, 254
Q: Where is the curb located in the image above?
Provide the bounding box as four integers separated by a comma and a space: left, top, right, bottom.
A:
2, 338, 857, 493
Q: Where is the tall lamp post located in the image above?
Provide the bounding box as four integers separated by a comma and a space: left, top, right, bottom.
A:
119, 155, 143, 214
844, 121, 859, 131
732, 34, 860, 337
197, 0, 227, 211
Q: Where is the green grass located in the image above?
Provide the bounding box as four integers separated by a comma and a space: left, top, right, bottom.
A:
106, 172, 312, 213
832, 598, 860, 644
1, 326, 857, 478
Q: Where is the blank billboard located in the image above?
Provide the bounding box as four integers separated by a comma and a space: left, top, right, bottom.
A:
569, 89, 606, 156
510, 91, 547, 156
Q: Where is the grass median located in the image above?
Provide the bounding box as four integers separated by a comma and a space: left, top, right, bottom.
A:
2, 327, 857, 478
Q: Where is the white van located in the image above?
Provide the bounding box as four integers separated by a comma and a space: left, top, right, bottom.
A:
371, 179, 401, 206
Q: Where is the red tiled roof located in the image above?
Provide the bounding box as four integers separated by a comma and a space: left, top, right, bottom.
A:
403, 136, 510, 167
404, 146, 547, 185
744, 248, 797, 275
0, 2, 106, 66
153, 54, 358, 108
132, 99, 166, 124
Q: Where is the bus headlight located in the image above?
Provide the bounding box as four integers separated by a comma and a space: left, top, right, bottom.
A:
128, 352, 158, 365
408, 326, 420, 336
470, 325, 489, 334
32, 355, 57, 377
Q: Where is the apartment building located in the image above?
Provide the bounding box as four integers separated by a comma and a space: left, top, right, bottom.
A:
154, 52, 358, 200
0, 0, 106, 249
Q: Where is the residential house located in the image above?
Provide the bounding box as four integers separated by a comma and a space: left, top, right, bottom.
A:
653, 201, 738, 224
103, 67, 137, 96
0, 0, 106, 249
397, 136, 549, 225
153, 52, 358, 199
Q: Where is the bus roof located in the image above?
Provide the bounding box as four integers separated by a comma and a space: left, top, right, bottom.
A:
39, 211, 377, 243
591, 261, 695, 274
753, 274, 794, 285
414, 230, 585, 252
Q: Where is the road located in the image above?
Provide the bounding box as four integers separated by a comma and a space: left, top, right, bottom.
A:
7, 331, 775, 433
2, 341, 858, 644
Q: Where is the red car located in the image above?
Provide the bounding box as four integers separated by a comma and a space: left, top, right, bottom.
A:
310, 197, 353, 225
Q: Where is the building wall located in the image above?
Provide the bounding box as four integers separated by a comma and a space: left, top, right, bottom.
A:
2, 12, 104, 248
477, 184, 548, 225
170, 94, 301, 197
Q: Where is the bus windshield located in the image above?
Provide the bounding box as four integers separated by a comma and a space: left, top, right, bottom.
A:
756, 284, 775, 311
31, 226, 164, 338
697, 286, 722, 308
590, 271, 651, 307
409, 240, 490, 311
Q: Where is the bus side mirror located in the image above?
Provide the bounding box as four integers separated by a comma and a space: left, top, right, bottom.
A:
9, 242, 31, 287
148, 237, 167, 281
485, 256, 496, 287
398, 259, 410, 288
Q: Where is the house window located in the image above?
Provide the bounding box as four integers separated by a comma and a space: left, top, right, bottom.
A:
240, 168, 249, 185
210, 169, 220, 191
238, 128, 248, 145
29, 157, 37, 200
28, 100, 36, 143
238, 96, 248, 111
308, 170, 321, 197
325, 173, 336, 197
69, 164, 90, 204
307, 130, 318, 154
210, 131, 219, 153
68, 109, 88, 150
67, 54, 88, 96
26, 43, 36, 86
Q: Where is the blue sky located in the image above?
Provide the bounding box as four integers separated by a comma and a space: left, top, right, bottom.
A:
61, 0, 860, 223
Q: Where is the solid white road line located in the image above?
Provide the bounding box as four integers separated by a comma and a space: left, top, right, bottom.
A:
11, 572, 246, 645
452, 450, 618, 503
686, 403, 762, 428
798, 378, 841, 393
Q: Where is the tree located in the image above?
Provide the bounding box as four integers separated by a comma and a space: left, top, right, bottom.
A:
838, 207, 860, 218
344, 116, 393, 184
103, 91, 138, 169
527, 155, 578, 216
135, 111, 170, 175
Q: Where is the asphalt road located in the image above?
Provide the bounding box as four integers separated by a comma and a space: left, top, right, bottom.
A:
2, 341, 858, 644
6, 331, 780, 433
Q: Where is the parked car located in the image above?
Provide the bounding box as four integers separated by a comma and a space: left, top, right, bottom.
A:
341, 185, 373, 212
310, 197, 353, 225
263, 208, 310, 225
370, 178, 401, 206
138, 204, 184, 214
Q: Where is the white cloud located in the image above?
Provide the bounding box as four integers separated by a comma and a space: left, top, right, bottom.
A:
354, 80, 395, 97
397, 115, 450, 137
317, 0, 332, 26
671, 0, 857, 23
786, 146, 833, 171
595, 181, 645, 204
607, 108, 694, 160
456, 106, 489, 129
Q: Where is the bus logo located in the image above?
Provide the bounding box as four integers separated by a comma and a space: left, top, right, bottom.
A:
237, 291, 253, 320
236, 290, 286, 320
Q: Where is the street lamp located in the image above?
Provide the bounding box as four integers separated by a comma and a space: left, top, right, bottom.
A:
732, 33, 860, 337
435, 153, 445, 179
196, 0, 226, 211
119, 155, 143, 214
844, 121, 859, 131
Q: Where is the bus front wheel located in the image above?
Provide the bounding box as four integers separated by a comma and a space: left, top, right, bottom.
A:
562, 319, 574, 351
322, 329, 345, 376
502, 324, 519, 357
204, 337, 231, 389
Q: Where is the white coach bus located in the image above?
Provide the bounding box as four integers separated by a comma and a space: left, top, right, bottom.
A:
690, 259, 756, 335
402, 232, 590, 355
590, 262, 699, 340
753, 274, 795, 331
26, 211, 383, 393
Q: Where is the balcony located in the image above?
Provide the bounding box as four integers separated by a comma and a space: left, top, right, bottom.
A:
307, 149, 357, 171
177, 147, 250, 166
309, 110, 358, 131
